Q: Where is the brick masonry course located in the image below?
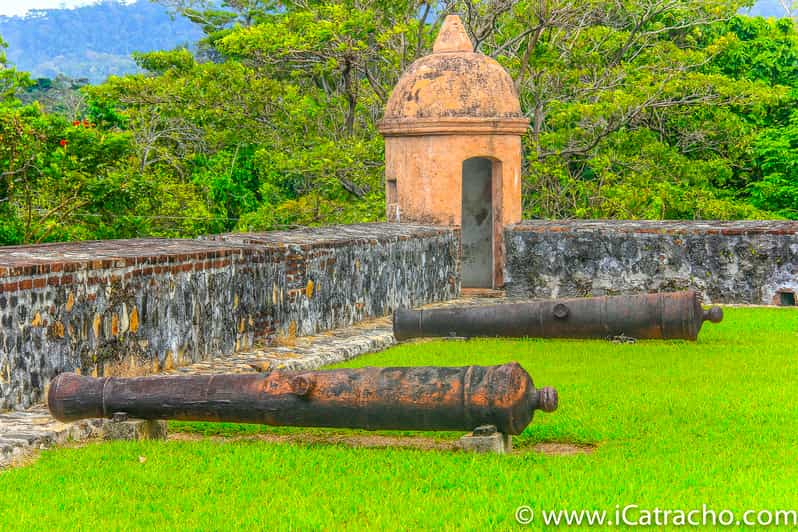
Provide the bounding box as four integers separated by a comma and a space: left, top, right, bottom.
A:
0, 223, 460, 410
505, 220, 798, 304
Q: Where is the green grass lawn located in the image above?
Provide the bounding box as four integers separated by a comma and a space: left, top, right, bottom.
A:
1, 308, 797, 529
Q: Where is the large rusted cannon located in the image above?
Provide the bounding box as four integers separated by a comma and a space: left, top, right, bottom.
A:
394, 290, 723, 341
47, 363, 557, 435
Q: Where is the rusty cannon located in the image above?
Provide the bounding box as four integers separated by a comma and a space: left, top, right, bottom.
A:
394, 290, 723, 341
47, 363, 557, 435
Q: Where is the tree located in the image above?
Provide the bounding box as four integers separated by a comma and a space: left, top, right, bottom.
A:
440, 0, 781, 218
750, 108, 798, 217
3, 2, 798, 246
0, 35, 30, 102
21, 75, 89, 119
777, 0, 797, 20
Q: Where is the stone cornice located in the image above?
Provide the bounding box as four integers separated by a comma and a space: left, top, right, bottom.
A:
377, 117, 530, 137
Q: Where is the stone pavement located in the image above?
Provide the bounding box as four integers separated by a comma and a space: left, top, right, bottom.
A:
0, 293, 503, 468
163, 316, 395, 376
0, 407, 105, 468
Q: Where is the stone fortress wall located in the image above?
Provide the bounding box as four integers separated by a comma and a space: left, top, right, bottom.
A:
2, 219, 798, 411
504, 220, 798, 305
0, 224, 460, 410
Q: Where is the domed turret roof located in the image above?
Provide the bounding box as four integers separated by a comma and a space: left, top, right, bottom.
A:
378, 16, 528, 136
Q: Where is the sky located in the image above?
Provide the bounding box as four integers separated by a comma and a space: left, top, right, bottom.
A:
0, 1, 109, 17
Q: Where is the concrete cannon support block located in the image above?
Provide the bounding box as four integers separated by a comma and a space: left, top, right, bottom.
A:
103, 413, 167, 441
455, 425, 512, 454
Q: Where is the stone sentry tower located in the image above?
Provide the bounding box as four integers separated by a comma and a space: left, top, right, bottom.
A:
378, 15, 529, 289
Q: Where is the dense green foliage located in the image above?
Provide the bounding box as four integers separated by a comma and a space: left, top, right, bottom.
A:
0, 1, 797, 244
1, 308, 797, 528
0, 1, 202, 83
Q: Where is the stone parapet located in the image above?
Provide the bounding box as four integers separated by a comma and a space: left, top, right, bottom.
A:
505, 220, 798, 304
0, 223, 460, 410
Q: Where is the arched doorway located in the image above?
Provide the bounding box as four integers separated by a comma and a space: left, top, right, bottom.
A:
461, 157, 494, 288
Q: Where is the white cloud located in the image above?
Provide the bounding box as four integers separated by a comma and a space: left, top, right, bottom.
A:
0, 1, 106, 17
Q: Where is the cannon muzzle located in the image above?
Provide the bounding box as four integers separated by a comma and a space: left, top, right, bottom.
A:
47, 363, 557, 435
394, 290, 722, 341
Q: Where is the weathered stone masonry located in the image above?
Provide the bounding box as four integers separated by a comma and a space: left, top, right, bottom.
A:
0, 223, 459, 410
504, 220, 798, 304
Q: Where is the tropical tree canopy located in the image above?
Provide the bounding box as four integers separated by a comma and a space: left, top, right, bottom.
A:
1, 1, 797, 245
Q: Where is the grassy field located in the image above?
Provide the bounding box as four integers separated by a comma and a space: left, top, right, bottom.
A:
1, 308, 797, 529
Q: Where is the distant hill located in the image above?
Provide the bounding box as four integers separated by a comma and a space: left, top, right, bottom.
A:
0, 0, 791, 85
0, 0, 202, 84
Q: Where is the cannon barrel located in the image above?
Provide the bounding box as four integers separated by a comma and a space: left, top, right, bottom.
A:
47, 363, 557, 435
394, 290, 723, 341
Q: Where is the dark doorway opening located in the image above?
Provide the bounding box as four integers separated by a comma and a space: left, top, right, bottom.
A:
778, 290, 796, 306
461, 158, 493, 288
